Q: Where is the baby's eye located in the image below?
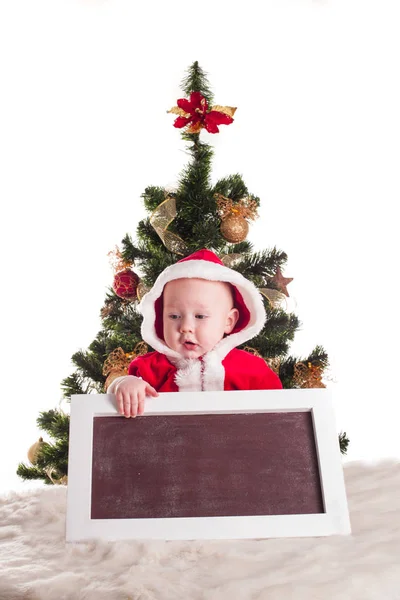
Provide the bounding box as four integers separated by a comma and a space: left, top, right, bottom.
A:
168, 314, 181, 320
195, 314, 208, 319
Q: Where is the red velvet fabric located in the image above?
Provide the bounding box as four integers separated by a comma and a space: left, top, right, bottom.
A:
178, 249, 224, 265
128, 349, 282, 392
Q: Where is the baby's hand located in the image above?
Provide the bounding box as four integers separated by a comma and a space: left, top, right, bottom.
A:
114, 376, 159, 418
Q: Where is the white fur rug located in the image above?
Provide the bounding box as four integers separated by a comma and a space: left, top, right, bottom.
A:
1, 461, 399, 600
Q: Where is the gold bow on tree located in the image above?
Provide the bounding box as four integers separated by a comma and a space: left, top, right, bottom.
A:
149, 195, 188, 255
293, 361, 326, 389
103, 343, 148, 389
215, 193, 259, 222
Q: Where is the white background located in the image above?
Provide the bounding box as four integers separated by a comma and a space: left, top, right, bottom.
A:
0, 0, 399, 494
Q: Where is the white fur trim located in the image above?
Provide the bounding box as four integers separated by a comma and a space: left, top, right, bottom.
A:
202, 351, 226, 392
173, 358, 203, 392
169, 350, 226, 392
139, 259, 266, 363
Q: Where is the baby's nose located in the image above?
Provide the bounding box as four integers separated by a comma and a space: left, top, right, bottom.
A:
179, 317, 193, 332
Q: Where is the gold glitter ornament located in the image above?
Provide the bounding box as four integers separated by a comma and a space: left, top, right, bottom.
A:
215, 193, 258, 243
27, 437, 48, 465
220, 213, 249, 243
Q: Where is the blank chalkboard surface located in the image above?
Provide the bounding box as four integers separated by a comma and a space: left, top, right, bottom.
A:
66, 391, 351, 541
91, 411, 323, 520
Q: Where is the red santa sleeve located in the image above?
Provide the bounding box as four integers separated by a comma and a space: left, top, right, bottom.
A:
127, 352, 178, 392
248, 355, 283, 390
128, 356, 146, 379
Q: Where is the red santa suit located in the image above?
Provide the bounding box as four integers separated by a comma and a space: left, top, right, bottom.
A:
109, 249, 282, 393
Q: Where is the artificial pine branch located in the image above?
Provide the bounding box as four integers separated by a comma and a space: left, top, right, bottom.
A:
277, 355, 297, 386
117, 236, 150, 265
70, 350, 105, 383
181, 61, 214, 106
222, 241, 254, 254
191, 217, 222, 250
307, 345, 329, 368
141, 186, 168, 212
176, 142, 214, 219
37, 439, 68, 471
88, 335, 108, 358
139, 247, 175, 284
105, 332, 148, 354
16, 463, 47, 481
136, 219, 162, 247
212, 174, 252, 203
339, 432, 350, 455
37, 410, 69, 439
232, 248, 288, 280
60, 373, 88, 397
101, 290, 142, 331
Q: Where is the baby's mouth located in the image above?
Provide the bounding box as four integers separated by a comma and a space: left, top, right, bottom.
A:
183, 340, 198, 349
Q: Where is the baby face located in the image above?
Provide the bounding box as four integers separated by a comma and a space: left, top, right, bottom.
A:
163, 278, 239, 359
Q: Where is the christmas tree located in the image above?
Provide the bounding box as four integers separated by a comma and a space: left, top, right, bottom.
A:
17, 62, 349, 485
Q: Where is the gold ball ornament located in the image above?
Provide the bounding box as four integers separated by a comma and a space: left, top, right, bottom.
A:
220, 213, 249, 243
27, 437, 48, 465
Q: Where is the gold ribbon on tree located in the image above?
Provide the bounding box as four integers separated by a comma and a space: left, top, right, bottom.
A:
103, 343, 148, 389
221, 253, 243, 268
259, 287, 288, 309
149, 196, 188, 255
46, 470, 68, 485
136, 281, 151, 301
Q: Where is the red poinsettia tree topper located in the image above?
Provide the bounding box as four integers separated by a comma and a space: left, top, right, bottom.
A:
168, 91, 236, 134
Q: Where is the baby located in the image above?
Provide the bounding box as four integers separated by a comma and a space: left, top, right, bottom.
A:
108, 249, 282, 417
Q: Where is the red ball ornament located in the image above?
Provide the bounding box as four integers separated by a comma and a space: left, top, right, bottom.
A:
113, 269, 139, 300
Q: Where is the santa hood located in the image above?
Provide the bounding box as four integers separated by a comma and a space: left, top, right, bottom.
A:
138, 249, 266, 373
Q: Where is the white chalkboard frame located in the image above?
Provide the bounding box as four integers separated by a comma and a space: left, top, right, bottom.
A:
66, 389, 351, 542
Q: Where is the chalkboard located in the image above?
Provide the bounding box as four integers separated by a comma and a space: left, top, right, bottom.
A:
66, 390, 351, 541
91, 412, 323, 519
